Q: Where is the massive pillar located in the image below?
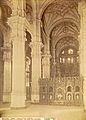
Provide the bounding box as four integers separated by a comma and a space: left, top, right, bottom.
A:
8, 0, 26, 108
3, 31, 11, 103
31, 41, 42, 103
31, 17, 43, 102
42, 53, 51, 78
78, 1, 86, 110
42, 38, 51, 78
0, 7, 3, 102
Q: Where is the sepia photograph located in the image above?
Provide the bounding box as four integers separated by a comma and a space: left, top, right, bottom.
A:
0, 0, 86, 120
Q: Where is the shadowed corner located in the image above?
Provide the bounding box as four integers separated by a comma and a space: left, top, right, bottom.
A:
0, 111, 3, 118
0, 110, 7, 118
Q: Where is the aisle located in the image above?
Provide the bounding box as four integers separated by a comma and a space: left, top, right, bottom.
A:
0, 104, 86, 120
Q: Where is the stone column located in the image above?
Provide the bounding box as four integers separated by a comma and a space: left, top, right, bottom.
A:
42, 53, 51, 78
42, 38, 51, 78
56, 57, 60, 77
30, 41, 42, 103
51, 48, 57, 78
0, 7, 3, 101
8, 0, 26, 108
3, 31, 11, 103
30, 15, 43, 102
78, 1, 86, 110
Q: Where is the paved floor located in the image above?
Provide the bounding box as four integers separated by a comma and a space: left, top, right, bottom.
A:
0, 104, 86, 120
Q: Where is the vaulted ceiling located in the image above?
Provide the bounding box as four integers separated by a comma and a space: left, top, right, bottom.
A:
0, 0, 82, 50
41, 0, 80, 51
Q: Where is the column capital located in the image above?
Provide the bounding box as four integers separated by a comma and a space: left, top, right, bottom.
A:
81, 0, 86, 9
7, 16, 26, 43
29, 41, 43, 49
42, 52, 51, 58
7, 16, 25, 27
11, 0, 26, 17
30, 42, 43, 58
78, 1, 86, 18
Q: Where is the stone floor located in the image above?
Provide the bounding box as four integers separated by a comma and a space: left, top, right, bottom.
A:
0, 103, 86, 120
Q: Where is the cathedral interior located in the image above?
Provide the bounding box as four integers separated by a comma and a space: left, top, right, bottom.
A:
0, 0, 86, 119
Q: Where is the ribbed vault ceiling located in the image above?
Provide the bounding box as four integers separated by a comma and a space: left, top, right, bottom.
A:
41, 0, 80, 49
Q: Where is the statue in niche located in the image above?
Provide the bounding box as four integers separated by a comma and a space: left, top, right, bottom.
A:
50, 95, 53, 100
26, 56, 31, 72
76, 94, 79, 100
26, 56, 31, 87
57, 93, 63, 100
26, 56, 31, 100
68, 94, 71, 101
